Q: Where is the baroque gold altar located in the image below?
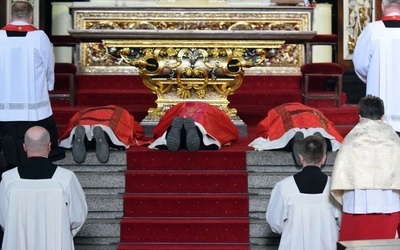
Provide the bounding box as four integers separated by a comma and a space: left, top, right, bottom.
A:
69, 3, 316, 122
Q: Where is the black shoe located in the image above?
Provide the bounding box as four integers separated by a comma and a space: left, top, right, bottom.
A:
184, 117, 200, 152
292, 131, 304, 166
93, 126, 109, 163
166, 117, 184, 152
313, 132, 324, 138
72, 125, 86, 164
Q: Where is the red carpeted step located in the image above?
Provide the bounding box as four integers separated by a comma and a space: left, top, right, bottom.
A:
305, 92, 347, 107
50, 94, 73, 107
121, 143, 249, 248
77, 75, 146, 90
76, 74, 156, 107
238, 75, 301, 91
317, 105, 359, 125
117, 243, 250, 249
123, 193, 249, 217
230, 90, 302, 107
52, 107, 78, 124
120, 217, 249, 243
76, 89, 156, 106
77, 75, 301, 92
127, 148, 247, 171
125, 170, 248, 193
334, 125, 355, 137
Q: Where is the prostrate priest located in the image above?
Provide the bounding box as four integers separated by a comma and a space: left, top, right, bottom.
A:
59, 105, 147, 164
149, 102, 238, 152
249, 102, 343, 166
0, 1, 64, 167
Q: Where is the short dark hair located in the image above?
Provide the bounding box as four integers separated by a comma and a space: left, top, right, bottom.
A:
11, 1, 33, 20
299, 135, 327, 165
358, 95, 384, 120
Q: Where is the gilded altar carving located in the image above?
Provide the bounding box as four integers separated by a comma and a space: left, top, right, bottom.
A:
72, 8, 312, 75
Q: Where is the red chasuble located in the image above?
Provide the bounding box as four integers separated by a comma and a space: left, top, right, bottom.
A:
59, 105, 145, 146
257, 102, 343, 142
153, 102, 238, 146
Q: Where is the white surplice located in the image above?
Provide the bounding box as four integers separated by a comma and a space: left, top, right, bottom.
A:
353, 19, 400, 132
266, 176, 341, 250
0, 167, 88, 250
0, 21, 54, 122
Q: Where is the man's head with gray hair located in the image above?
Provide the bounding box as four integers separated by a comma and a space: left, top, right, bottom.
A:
382, 0, 400, 15
24, 126, 51, 158
11, 1, 33, 23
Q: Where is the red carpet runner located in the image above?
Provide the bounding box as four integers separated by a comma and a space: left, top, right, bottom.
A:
117, 139, 251, 250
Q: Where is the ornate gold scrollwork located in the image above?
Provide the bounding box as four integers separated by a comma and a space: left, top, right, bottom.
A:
104, 40, 280, 120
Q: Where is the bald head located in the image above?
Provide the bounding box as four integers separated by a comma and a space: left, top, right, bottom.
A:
24, 126, 51, 157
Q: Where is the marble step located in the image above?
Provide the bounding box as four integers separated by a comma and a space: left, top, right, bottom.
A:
75, 219, 121, 245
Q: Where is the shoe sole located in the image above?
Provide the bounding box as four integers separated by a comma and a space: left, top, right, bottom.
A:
292, 132, 304, 166
313, 132, 324, 138
167, 117, 184, 152
93, 126, 109, 163
72, 126, 86, 164
184, 118, 200, 152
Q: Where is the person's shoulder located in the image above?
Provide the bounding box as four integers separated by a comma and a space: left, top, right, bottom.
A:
29, 30, 49, 37
53, 167, 78, 181
1, 168, 20, 183
55, 166, 75, 175
1, 167, 21, 186
27, 29, 51, 40
274, 176, 296, 190
367, 20, 387, 29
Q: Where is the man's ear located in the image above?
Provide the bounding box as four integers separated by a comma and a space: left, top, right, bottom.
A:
321, 155, 327, 165
299, 154, 304, 165
23, 143, 27, 152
